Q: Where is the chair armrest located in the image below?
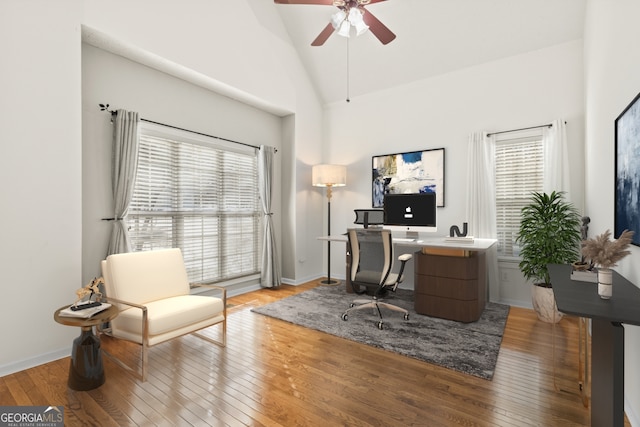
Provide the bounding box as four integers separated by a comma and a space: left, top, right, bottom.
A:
398, 253, 413, 262
101, 295, 147, 312
99, 296, 149, 346
192, 283, 227, 301
394, 254, 413, 287
191, 283, 227, 317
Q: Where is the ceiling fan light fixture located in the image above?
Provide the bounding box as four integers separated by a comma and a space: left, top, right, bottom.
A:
337, 19, 351, 37
347, 7, 363, 24
348, 8, 368, 35
275, 0, 395, 47
353, 19, 369, 36
333, 7, 368, 38
331, 10, 347, 29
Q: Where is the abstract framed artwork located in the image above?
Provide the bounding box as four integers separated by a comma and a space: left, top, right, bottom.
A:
615, 90, 640, 246
372, 148, 445, 208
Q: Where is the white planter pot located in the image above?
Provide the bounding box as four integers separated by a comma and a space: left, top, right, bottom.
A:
531, 284, 563, 323
598, 268, 613, 299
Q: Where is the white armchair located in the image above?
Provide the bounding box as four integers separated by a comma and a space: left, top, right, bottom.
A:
100, 248, 226, 381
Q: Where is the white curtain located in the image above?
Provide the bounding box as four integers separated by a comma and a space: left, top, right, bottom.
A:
466, 131, 500, 301
258, 145, 281, 288
542, 119, 571, 200
107, 110, 139, 255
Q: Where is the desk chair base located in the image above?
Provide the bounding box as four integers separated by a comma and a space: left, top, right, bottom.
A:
341, 296, 409, 330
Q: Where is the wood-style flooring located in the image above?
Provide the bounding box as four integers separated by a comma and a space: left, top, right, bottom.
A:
0, 281, 627, 426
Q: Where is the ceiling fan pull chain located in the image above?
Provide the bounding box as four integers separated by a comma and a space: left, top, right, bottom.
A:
346, 38, 350, 103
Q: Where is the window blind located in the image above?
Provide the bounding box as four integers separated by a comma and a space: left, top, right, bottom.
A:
128, 128, 260, 284
495, 137, 543, 258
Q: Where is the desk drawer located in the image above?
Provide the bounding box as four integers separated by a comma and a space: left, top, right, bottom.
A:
414, 252, 478, 280
414, 294, 482, 323
414, 275, 478, 300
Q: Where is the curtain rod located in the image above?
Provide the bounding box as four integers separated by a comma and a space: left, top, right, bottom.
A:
99, 103, 275, 152
486, 123, 552, 137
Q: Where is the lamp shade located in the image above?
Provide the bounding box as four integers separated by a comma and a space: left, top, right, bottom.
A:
312, 164, 347, 187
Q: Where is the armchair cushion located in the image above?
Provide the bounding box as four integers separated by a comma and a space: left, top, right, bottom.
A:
114, 295, 225, 345
103, 248, 190, 305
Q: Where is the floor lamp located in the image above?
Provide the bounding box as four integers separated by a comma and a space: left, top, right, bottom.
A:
312, 164, 347, 285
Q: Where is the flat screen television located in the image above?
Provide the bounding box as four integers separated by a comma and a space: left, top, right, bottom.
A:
383, 193, 437, 235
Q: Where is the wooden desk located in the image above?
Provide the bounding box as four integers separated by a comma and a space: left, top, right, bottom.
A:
54, 304, 119, 391
319, 234, 497, 252
321, 233, 497, 321
549, 264, 640, 427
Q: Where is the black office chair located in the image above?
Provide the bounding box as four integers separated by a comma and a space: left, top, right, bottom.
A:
341, 228, 413, 329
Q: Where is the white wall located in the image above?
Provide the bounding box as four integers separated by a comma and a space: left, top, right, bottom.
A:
0, 0, 325, 375
0, 1, 83, 374
82, 1, 296, 114
584, 1, 640, 424
81, 43, 284, 293
323, 40, 585, 305
82, 0, 327, 287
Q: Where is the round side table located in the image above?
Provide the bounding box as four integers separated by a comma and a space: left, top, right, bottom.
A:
54, 304, 119, 391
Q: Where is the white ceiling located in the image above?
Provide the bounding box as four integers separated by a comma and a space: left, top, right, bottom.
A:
273, 0, 586, 105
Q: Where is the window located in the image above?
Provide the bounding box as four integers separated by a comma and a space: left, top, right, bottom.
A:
494, 133, 543, 259
127, 123, 261, 284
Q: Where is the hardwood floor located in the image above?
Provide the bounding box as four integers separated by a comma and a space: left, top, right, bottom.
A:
0, 281, 626, 426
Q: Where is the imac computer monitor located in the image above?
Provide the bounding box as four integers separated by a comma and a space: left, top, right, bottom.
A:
383, 193, 437, 235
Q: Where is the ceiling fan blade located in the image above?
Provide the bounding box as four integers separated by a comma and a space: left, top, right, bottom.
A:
311, 23, 335, 46
362, 8, 396, 44
363, 0, 388, 4
274, 0, 334, 4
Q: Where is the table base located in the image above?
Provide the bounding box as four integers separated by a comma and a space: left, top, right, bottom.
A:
68, 328, 105, 391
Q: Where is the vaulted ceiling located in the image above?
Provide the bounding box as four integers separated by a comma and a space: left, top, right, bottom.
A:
273, 0, 586, 105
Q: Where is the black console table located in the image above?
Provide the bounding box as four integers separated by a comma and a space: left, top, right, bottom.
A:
549, 263, 640, 427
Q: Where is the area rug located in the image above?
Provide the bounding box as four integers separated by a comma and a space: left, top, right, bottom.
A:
251, 285, 510, 380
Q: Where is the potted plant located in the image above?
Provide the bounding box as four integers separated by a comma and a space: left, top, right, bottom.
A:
516, 191, 581, 323
581, 229, 634, 299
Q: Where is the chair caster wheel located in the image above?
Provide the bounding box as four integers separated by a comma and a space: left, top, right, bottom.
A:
349, 303, 355, 308
404, 313, 409, 321
377, 321, 383, 330
341, 313, 348, 321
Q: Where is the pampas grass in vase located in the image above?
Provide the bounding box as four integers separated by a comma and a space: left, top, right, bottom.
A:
581, 229, 634, 299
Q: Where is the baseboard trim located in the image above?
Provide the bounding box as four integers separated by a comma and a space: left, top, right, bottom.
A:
0, 348, 70, 378
497, 298, 531, 310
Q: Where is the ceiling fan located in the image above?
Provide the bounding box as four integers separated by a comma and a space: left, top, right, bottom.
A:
274, 0, 396, 46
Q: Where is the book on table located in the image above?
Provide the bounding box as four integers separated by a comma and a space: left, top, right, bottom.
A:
570, 270, 598, 283
59, 302, 112, 318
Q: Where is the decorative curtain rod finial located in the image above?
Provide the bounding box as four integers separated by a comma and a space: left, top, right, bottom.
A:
99, 103, 116, 123
99, 103, 115, 114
